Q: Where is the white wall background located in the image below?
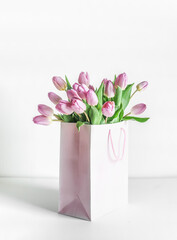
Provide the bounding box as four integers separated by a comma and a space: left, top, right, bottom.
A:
0, 0, 177, 178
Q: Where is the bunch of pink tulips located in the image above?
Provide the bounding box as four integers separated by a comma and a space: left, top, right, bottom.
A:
33, 72, 149, 130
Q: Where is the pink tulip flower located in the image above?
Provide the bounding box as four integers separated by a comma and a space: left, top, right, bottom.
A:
131, 103, 146, 115
71, 98, 86, 114
38, 104, 54, 116
114, 73, 127, 90
78, 72, 90, 86
56, 100, 73, 115
48, 92, 62, 105
102, 101, 115, 117
136, 81, 148, 91
33, 115, 52, 126
73, 83, 80, 91
66, 89, 80, 101
86, 89, 98, 106
104, 80, 115, 98
102, 78, 108, 85
89, 85, 95, 91
77, 84, 89, 100
52, 76, 67, 91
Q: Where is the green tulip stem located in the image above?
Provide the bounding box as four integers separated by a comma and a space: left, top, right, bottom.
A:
53, 114, 59, 118
75, 113, 82, 119
105, 117, 108, 124
84, 112, 90, 123
123, 112, 131, 118
53, 114, 63, 121
130, 89, 138, 99
52, 119, 62, 121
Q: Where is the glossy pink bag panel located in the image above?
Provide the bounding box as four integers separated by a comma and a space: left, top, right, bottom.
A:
59, 122, 128, 220
59, 123, 91, 220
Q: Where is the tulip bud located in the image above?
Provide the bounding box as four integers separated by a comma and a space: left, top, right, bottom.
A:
136, 81, 148, 91
71, 98, 86, 114
77, 84, 89, 100
131, 103, 146, 115
78, 72, 90, 86
104, 80, 115, 98
48, 92, 62, 105
89, 85, 95, 91
33, 115, 52, 126
73, 83, 80, 91
102, 101, 115, 117
56, 100, 73, 115
38, 104, 54, 117
86, 89, 98, 106
66, 89, 80, 101
114, 73, 127, 90
52, 76, 67, 91
102, 78, 108, 86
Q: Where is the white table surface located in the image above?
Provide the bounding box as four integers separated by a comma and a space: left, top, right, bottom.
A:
0, 177, 177, 240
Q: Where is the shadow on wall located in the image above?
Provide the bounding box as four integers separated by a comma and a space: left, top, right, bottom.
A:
0, 178, 58, 212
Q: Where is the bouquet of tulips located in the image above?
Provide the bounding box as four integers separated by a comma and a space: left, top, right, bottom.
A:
33, 72, 149, 130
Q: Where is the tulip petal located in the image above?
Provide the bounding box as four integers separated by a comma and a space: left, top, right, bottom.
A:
52, 76, 67, 91
78, 72, 90, 86
38, 104, 54, 116
67, 89, 80, 101
86, 89, 98, 106
33, 115, 51, 125
102, 101, 115, 117
115, 73, 127, 90
71, 98, 86, 114
48, 92, 62, 105
131, 103, 146, 115
56, 100, 73, 115
104, 80, 115, 98
136, 81, 148, 91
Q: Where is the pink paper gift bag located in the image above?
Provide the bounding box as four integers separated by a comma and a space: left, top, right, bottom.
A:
58, 122, 128, 220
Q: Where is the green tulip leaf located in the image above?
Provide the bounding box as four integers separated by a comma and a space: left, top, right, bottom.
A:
89, 106, 102, 124
54, 114, 63, 120
65, 75, 72, 90
96, 82, 104, 106
76, 121, 86, 131
119, 108, 124, 121
100, 116, 106, 124
123, 116, 150, 122
114, 86, 122, 109
113, 74, 116, 84
122, 83, 134, 110
85, 102, 91, 115
108, 106, 122, 123
96, 103, 102, 111
72, 113, 81, 122
62, 114, 74, 122
103, 95, 109, 103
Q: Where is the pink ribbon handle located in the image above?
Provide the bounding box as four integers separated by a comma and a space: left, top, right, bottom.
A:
107, 128, 126, 163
